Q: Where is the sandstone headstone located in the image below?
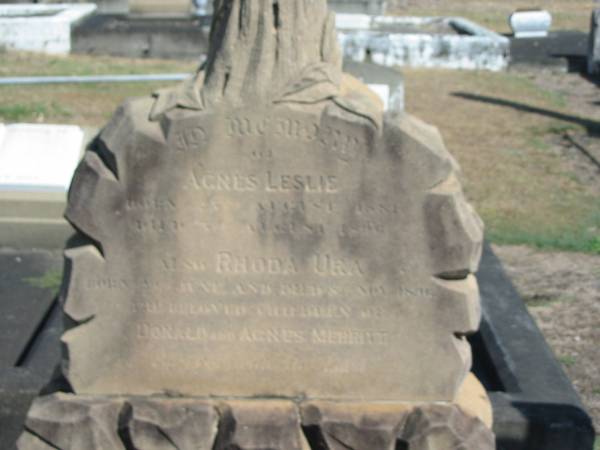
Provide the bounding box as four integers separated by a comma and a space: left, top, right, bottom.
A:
57, 0, 483, 402
19, 1, 493, 448
589, 9, 600, 74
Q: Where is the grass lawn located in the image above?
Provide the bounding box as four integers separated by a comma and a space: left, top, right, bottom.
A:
0, 51, 599, 254
404, 68, 600, 254
389, 0, 592, 33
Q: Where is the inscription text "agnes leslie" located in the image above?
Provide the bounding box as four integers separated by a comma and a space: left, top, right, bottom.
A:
189, 171, 338, 193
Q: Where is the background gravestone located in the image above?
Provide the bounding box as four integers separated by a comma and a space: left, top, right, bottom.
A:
19, 1, 493, 448
94, 0, 130, 14
589, 9, 600, 74
328, 0, 387, 15
0, 124, 90, 249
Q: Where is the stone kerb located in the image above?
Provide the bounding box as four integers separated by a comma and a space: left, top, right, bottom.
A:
336, 14, 510, 71
328, 0, 387, 15
0, 3, 97, 55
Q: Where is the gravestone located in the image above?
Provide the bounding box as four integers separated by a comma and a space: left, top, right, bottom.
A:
343, 60, 404, 112
129, 0, 191, 14
0, 124, 83, 192
589, 9, 600, 74
94, 0, 130, 14
509, 9, 552, 38
328, 0, 386, 15
0, 124, 91, 249
19, 1, 494, 448
0, 3, 97, 55
192, 0, 212, 16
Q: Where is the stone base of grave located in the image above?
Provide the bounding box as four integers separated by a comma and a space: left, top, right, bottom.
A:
17, 374, 494, 450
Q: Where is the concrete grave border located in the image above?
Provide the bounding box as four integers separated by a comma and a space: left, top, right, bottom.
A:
336, 14, 510, 71
0, 3, 97, 55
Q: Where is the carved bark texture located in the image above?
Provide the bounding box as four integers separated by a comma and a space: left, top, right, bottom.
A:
202, 0, 341, 106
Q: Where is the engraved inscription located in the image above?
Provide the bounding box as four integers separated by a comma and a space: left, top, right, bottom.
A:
227, 116, 319, 143
186, 170, 338, 193
189, 171, 259, 192
216, 252, 299, 275
215, 252, 366, 277
137, 323, 390, 346
227, 116, 270, 137
319, 125, 363, 162
313, 253, 366, 277
125, 198, 176, 211
249, 222, 325, 238
225, 115, 367, 162
161, 257, 208, 272
133, 219, 184, 233
175, 125, 207, 152
265, 171, 338, 193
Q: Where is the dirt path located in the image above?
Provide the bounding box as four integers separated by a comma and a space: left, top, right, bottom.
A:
493, 244, 600, 434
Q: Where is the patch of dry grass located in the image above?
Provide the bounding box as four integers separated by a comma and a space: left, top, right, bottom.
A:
0, 52, 197, 125
404, 68, 600, 252
388, 0, 593, 33
0, 52, 198, 77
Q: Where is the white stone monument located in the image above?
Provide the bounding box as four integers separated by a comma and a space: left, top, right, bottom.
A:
0, 124, 88, 249
509, 9, 552, 38
0, 4, 96, 55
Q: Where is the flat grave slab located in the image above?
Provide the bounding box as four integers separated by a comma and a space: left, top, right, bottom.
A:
0, 124, 93, 249
0, 124, 83, 192
0, 3, 97, 55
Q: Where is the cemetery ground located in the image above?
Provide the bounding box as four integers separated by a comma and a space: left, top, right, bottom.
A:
1, 51, 599, 440
388, 0, 591, 35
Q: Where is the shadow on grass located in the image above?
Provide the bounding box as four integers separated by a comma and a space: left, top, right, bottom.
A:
451, 92, 600, 137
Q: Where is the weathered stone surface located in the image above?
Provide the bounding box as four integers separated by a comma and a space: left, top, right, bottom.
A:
17, 394, 124, 450
509, 9, 552, 39
455, 373, 493, 429
425, 174, 484, 279
399, 405, 495, 450
215, 401, 310, 450
300, 374, 494, 450
58, 0, 484, 402
301, 402, 411, 449
18, 395, 494, 450
123, 399, 219, 450
589, 9, 600, 75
